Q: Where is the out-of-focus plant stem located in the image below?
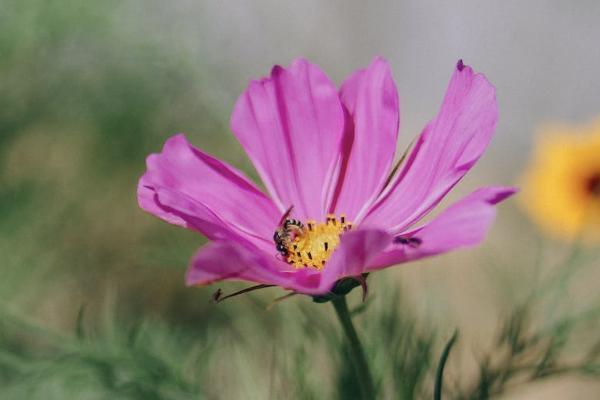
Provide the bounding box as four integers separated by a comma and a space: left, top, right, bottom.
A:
331, 295, 375, 399
434, 330, 458, 400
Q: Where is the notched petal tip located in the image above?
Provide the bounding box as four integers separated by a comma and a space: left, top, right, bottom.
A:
270, 58, 311, 78
483, 186, 519, 205
231, 56, 345, 221
365, 56, 394, 79
289, 57, 310, 68
168, 132, 189, 142
144, 133, 190, 171
370, 55, 390, 66
270, 64, 285, 77
158, 133, 189, 154
455, 59, 477, 77
454, 60, 496, 94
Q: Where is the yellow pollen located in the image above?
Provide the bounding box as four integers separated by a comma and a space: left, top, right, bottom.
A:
286, 214, 352, 270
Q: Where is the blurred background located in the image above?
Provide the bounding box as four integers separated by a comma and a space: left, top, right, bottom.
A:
1, 1, 599, 398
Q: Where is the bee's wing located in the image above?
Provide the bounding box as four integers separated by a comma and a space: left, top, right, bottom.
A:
278, 205, 295, 226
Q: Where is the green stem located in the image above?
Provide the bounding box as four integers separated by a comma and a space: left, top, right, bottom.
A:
434, 330, 458, 400
331, 295, 375, 399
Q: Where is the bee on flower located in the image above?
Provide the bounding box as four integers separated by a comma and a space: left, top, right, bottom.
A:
520, 120, 600, 243
138, 58, 516, 295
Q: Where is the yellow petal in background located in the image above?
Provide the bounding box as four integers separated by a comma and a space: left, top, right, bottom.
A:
520, 120, 600, 243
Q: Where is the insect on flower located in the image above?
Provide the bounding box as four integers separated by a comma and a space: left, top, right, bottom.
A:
138, 57, 516, 295
273, 206, 305, 258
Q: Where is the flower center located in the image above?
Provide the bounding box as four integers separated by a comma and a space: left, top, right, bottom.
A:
276, 214, 352, 270
586, 173, 600, 198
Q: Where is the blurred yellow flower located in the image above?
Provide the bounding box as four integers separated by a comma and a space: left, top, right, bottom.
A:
520, 120, 600, 243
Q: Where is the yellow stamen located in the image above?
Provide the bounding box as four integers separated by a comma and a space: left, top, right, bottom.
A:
286, 214, 350, 270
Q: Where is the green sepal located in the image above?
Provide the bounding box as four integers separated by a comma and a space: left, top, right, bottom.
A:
312, 273, 369, 303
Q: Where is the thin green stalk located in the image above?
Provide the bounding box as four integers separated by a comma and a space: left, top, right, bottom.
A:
331, 295, 375, 399
434, 330, 458, 400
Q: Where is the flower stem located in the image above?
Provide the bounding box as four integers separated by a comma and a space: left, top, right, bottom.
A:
331, 295, 375, 399
434, 330, 458, 400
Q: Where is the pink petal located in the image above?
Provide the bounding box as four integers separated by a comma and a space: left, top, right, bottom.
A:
319, 228, 393, 285
138, 175, 188, 227
189, 240, 295, 285
367, 186, 517, 270
330, 57, 400, 221
362, 61, 498, 233
138, 134, 280, 252
186, 229, 392, 295
230, 58, 345, 221
187, 240, 325, 294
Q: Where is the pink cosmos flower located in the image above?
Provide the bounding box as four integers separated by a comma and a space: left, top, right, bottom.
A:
138, 58, 516, 296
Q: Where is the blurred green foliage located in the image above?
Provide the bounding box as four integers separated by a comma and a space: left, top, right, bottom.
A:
0, 0, 228, 318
